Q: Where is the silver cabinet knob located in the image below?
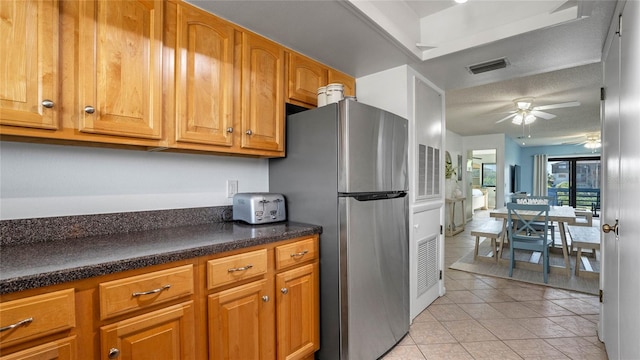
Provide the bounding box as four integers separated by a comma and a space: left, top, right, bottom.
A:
281, 288, 288, 295
246, 129, 252, 135
42, 100, 54, 108
84, 106, 95, 114
108, 348, 120, 359
227, 127, 233, 133
262, 295, 269, 302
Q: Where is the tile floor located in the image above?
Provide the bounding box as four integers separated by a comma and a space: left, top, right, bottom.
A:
382, 210, 608, 360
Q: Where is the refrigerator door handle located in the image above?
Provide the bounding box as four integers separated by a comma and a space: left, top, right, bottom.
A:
340, 192, 407, 202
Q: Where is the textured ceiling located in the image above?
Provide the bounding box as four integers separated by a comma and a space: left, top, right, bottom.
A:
446, 63, 602, 147
186, 0, 618, 147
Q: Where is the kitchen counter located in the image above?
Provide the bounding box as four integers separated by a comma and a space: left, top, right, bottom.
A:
0, 221, 321, 295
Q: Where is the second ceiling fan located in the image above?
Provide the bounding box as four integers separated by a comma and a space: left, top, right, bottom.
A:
496, 97, 581, 125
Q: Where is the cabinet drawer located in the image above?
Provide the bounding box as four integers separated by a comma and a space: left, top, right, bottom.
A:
207, 249, 268, 290
0, 289, 75, 348
275, 237, 318, 270
99, 265, 194, 320
0, 335, 76, 360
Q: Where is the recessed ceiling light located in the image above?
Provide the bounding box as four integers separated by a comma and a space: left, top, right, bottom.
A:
455, 0, 468, 3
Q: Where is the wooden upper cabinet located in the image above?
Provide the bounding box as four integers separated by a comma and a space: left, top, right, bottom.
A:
78, 0, 163, 140
0, 0, 59, 130
287, 53, 327, 107
328, 69, 356, 98
174, 5, 235, 147
241, 33, 285, 153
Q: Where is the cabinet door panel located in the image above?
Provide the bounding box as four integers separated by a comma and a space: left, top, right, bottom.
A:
0, 336, 76, 360
175, 6, 234, 146
78, 0, 163, 139
327, 69, 355, 97
0, 0, 58, 130
287, 53, 327, 107
0, 289, 75, 349
208, 279, 274, 360
241, 33, 284, 152
100, 301, 195, 360
276, 263, 319, 360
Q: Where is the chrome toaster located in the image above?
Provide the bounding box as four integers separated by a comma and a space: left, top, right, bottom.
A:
232, 193, 287, 224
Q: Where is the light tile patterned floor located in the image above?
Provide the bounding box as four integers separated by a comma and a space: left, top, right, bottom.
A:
383, 210, 608, 360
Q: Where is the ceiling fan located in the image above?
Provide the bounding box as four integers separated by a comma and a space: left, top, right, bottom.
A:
496, 97, 581, 125
563, 134, 601, 149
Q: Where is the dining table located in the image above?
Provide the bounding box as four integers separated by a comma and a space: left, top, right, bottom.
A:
490, 206, 576, 276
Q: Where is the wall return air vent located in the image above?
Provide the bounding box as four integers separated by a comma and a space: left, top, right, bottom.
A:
467, 58, 509, 74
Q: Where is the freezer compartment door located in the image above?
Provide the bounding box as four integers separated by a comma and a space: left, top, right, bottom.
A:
339, 195, 409, 360
338, 100, 408, 193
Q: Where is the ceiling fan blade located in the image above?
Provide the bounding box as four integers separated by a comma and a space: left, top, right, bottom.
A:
532, 101, 581, 111
531, 110, 556, 120
496, 113, 517, 123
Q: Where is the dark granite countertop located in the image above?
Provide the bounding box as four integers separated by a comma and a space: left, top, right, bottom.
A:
0, 221, 321, 295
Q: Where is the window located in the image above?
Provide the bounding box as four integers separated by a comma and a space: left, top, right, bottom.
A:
547, 156, 601, 211
481, 163, 496, 187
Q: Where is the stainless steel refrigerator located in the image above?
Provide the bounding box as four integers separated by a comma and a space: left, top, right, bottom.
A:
270, 99, 409, 360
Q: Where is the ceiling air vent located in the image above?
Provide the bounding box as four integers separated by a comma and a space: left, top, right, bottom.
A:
467, 58, 509, 75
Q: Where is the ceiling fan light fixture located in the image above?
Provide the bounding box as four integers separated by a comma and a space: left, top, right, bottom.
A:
517, 101, 532, 110
524, 114, 536, 124
585, 137, 601, 149
511, 114, 524, 125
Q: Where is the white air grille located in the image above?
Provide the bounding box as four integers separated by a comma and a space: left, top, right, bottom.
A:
418, 145, 426, 196
467, 58, 509, 74
417, 235, 438, 296
418, 144, 441, 198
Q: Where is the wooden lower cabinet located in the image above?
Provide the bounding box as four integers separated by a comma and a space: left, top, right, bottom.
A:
0, 336, 76, 360
208, 279, 274, 360
207, 236, 320, 360
0, 289, 76, 352
0, 235, 319, 360
100, 301, 195, 360
275, 263, 319, 360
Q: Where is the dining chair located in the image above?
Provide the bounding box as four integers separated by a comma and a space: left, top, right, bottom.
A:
511, 195, 557, 245
507, 202, 553, 283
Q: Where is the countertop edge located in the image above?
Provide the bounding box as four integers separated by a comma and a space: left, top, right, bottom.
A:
0, 223, 321, 295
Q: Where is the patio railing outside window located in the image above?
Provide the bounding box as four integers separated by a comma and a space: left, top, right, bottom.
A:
547, 156, 601, 215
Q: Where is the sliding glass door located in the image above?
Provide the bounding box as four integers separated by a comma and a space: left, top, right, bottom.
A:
547, 156, 601, 214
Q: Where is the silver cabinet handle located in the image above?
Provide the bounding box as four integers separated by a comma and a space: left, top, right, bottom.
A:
84, 106, 95, 114
227, 127, 233, 133
132, 284, 171, 297
42, 100, 54, 108
0, 317, 33, 332
108, 348, 120, 359
281, 288, 288, 295
262, 295, 269, 302
227, 264, 253, 273
290, 250, 309, 258
246, 129, 252, 135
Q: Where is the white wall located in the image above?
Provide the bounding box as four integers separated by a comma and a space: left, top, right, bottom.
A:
445, 130, 464, 194
0, 141, 269, 220
356, 64, 410, 118
445, 130, 464, 224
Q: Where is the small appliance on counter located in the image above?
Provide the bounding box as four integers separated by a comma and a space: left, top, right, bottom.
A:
232, 192, 286, 224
